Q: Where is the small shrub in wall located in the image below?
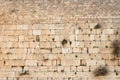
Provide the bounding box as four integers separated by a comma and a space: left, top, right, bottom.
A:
93, 66, 109, 77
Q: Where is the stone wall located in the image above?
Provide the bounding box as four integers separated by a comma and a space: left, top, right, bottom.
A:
0, 0, 120, 80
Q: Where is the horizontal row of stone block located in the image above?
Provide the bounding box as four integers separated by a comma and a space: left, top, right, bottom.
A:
0, 58, 119, 67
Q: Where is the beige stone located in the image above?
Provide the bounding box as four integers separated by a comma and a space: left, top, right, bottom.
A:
5, 60, 25, 66
0, 0, 119, 79
33, 30, 41, 35
25, 60, 37, 66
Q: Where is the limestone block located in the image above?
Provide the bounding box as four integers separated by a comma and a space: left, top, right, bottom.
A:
96, 29, 102, 34
89, 35, 95, 41
75, 29, 79, 34
26, 54, 41, 60
82, 66, 89, 72
31, 24, 39, 29
40, 49, 51, 54
100, 53, 110, 59
42, 60, 52, 66
15, 49, 25, 54
5, 25, 16, 30
62, 48, 72, 53
0, 36, 3, 41
7, 78, 14, 80
91, 29, 97, 34
19, 36, 24, 41
28, 30, 33, 35
103, 29, 114, 34
52, 48, 61, 53
13, 30, 20, 36
23, 42, 29, 48
77, 66, 83, 72
29, 42, 37, 48
108, 35, 116, 40
90, 23, 97, 28
10, 36, 18, 41
100, 34, 107, 40
0, 60, 4, 67
5, 60, 25, 66
70, 66, 77, 72
86, 60, 97, 66
4, 31, 15, 36
54, 36, 60, 41
70, 35, 75, 41
48, 54, 54, 60
0, 31, 4, 36
61, 59, 80, 66
55, 30, 63, 35
72, 48, 80, 53
89, 48, 99, 53
48, 24, 56, 29
50, 30, 55, 34
3, 36, 10, 41
86, 29, 91, 34
22, 25, 29, 30
54, 42, 61, 47
39, 24, 49, 29
47, 36, 54, 41
84, 35, 89, 40
40, 66, 48, 72
77, 35, 84, 41
33, 30, 41, 35
25, 60, 37, 66
106, 60, 118, 66
100, 48, 112, 54
17, 25, 24, 30
41, 30, 50, 34
11, 67, 22, 72
40, 36, 48, 41
97, 60, 105, 65
0, 75, 7, 79
8, 72, 15, 77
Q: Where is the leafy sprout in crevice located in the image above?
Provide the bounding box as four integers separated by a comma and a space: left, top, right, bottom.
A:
61, 39, 68, 46
94, 24, 101, 29
111, 40, 120, 57
93, 66, 109, 77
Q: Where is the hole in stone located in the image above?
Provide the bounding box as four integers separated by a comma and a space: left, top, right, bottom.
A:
19, 70, 30, 76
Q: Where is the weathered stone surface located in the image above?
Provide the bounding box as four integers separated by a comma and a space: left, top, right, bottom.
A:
0, 0, 120, 80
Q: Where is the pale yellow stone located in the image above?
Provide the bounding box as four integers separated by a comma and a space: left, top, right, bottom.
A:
103, 29, 114, 34
73, 48, 80, 53
33, 30, 41, 35
89, 48, 99, 53
52, 48, 61, 53
25, 60, 37, 66
5, 60, 25, 66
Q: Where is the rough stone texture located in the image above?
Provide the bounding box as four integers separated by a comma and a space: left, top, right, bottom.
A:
0, 0, 120, 80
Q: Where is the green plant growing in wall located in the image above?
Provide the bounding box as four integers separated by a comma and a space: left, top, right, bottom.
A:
61, 39, 68, 46
94, 24, 101, 29
112, 40, 120, 57
93, 66, 109, 77
105, 45, 108, 48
